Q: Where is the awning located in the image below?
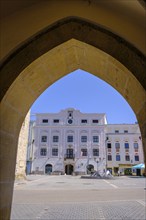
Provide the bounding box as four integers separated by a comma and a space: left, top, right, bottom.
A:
132, 163, 145, 169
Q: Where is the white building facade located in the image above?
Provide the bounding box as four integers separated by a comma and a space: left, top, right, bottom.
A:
30, 108, 144, 175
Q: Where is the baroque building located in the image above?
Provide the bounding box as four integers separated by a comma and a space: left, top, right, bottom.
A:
28, 108, 144, 176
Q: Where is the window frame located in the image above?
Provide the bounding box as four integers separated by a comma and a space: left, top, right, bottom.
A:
93, 135, 99, 143
135, 155, 139, 161
42, 119, 48, 123
92, 119, 99, 124
115, 142, 120, 148
81, 135, 87, 143
52, 148, 58, 156
107, 143, 112, 149
116, 155, 121, 161
125, 155, 130, 161
125, 142, 129, 149
93, 148, 99, 156
108, 155, 112, 161
81, 119, 88, 124
67, 135, 73, 143
40, 148, 47, 156
53, 135, 59, 143
134, 142, 139, 149
81, 148, 88, 156
41, 135, 47, 142
53, 119, 59, 123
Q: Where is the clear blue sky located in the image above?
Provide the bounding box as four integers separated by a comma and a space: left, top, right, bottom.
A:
31, 69, 137, 124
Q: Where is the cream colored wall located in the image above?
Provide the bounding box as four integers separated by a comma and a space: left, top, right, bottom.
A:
0, 1, 145, 219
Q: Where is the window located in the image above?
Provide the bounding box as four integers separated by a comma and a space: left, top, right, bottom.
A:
115, 130, 119, 133
52, 148, 58, 156
116, 155, 120, 161
81, 149, 87, 156
67, 135, 73, 142
66, 148, 74, 158
125, 143, 129, 149
81, 136, 87, 143
134, 143, 138, 149
81, 119, 87, 124
125, 155, 130, 161
40, 148, 47, 156
124, 130, 128, 133
42, 119, 48, 123
53, 119, 59, 123
135, 155, 139, 161
107, 143, 111, 148
41, 136, 47, 142
68, 111, 73, 118
92, 119, 99, 123
53, 136, 59, 143
93, 149, 99, 156
115, 142, 120, 148
108, 155, 112, 161
93, 136, 99, 143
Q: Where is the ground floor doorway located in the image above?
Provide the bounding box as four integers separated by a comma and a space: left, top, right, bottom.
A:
136, 169, 141, 176
45, 164, 52, 174
124, 168, 132, 175
65, 164, 74, 175
114, 167, 119, 175
86, 164, 94, 174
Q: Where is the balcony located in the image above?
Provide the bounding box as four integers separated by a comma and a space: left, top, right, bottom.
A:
64, 154, 75, 160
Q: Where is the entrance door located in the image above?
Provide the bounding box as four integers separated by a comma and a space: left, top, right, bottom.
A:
65, 164, 74, 175
136, 169, 141, 176
86, 164, 94, 174
45, 164, 52, 174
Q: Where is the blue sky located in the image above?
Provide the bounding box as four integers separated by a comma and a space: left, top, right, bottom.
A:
31, 69, 137, 124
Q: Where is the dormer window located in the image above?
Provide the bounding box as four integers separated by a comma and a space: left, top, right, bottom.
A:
53, 119, 59, 123
81, 119, 87, 124
42, 119, 48, 123
92, 119, 99, 123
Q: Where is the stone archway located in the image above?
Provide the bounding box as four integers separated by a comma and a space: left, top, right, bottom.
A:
45, 164, 53, 174
0, 14, 146, 220
87, 164, 94, 174
65, 164, 74, 175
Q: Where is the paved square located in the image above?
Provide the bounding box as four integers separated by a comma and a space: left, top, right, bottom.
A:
11, 175, 146, 220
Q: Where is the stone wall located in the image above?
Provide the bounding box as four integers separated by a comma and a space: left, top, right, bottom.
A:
15, 111, 30, 179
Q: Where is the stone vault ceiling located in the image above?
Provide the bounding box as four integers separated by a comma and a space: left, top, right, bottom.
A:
0, 0, 145, 19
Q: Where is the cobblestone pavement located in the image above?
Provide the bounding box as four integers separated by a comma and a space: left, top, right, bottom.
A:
11, 200, 146, 220
11, 175, 146, 220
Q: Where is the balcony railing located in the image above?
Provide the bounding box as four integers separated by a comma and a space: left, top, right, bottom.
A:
64, 154, 75, 160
